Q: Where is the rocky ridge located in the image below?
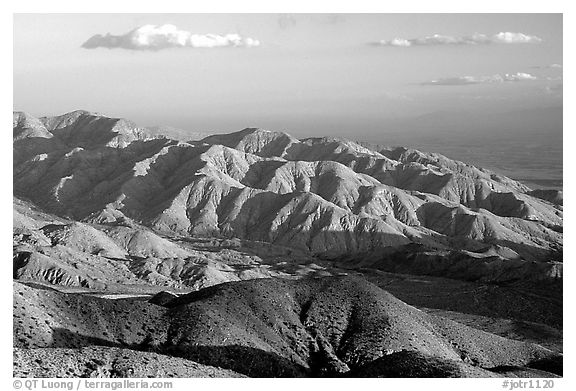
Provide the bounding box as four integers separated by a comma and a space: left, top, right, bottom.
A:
13, 111, 562, 278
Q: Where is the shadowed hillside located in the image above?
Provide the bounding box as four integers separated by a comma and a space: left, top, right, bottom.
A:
13, 277, 561, 378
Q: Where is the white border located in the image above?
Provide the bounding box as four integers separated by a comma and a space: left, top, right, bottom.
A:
3, 2, 573, 390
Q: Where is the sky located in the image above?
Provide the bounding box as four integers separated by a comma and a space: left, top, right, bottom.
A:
13, 13, 562, 142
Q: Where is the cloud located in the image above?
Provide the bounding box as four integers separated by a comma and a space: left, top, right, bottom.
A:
503, 72, 538, 81
491, 32, 542, 44
82, 24, 261, 50
423, 72, 538, 86
377, 32, 542, 47
423, 76, 483, 86
532, 63, 563, 69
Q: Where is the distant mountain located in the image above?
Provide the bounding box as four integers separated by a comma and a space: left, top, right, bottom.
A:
145, 125, 211, 141
369, 106, 563, 141
358, 107, 563, 190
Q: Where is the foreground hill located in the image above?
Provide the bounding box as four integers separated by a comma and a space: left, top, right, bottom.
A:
13, 277, 560, 378
13, 111, 562, 284
14, 347, 244, 378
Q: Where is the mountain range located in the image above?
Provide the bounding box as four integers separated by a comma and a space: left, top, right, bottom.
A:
14, 111, 562, 263
13, 110, 563, 377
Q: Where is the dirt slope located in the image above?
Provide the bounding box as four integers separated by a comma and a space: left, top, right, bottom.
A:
13, 277, 560, 378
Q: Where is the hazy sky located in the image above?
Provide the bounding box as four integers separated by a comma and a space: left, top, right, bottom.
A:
13, 13, 562, 140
